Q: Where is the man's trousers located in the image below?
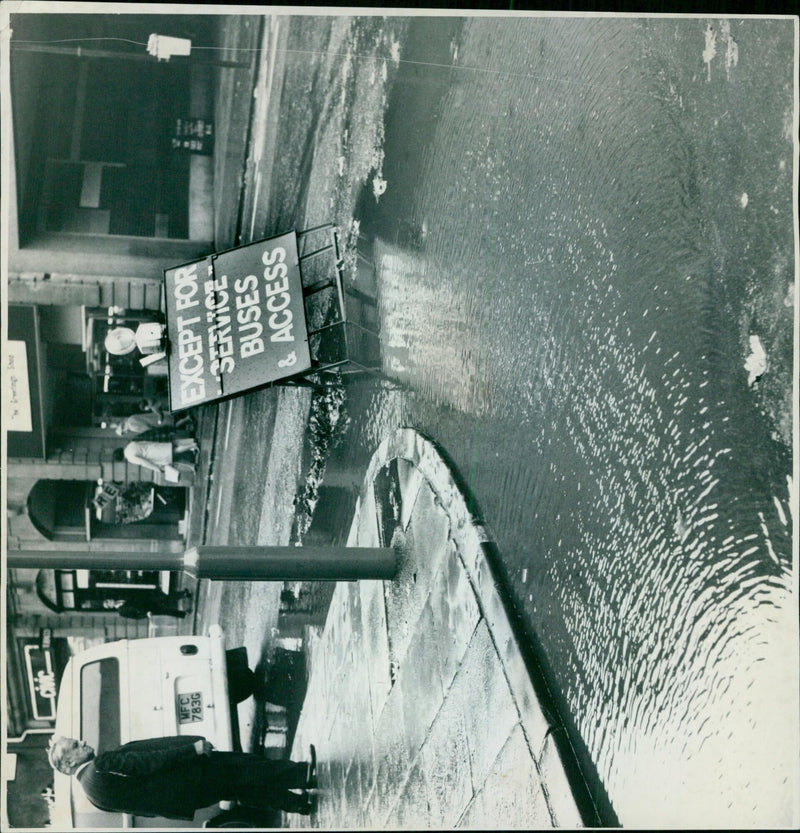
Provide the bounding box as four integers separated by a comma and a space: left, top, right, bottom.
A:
197, 752, 310, 814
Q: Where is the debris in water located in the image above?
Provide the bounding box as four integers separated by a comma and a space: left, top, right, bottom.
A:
390, 36, 401, 65
783, 281, 794, 308
373, 174, 388, 200
721, 20, 739, 79
740, 192, 748, 208
450, 36, 459, 63
744, 334, 768, 386
292, 378, 350, 545
702, 23, 717, 81
338, 220, 361, 278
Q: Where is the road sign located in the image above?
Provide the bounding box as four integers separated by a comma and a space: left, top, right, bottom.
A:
164, 232, 311, 411
22, 642, 57, 721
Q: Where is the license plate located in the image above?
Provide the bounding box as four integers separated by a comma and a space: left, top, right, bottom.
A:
177, 691, 203, 724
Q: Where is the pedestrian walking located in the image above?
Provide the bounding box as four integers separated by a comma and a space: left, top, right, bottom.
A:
113, 436, 198, 481
47, 736, 318, 819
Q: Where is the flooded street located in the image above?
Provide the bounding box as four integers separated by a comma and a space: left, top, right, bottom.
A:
261, 14, 796, 827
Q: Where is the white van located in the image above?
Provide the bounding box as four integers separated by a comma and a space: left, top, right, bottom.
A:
51, 625, 257, 829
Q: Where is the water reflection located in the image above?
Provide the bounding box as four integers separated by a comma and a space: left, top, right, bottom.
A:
342, 15, 796, 827
289, 13, 796, 827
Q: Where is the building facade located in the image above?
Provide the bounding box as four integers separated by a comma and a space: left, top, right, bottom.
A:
5, 12, 223, 742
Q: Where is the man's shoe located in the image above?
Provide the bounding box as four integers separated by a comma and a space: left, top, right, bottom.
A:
305, 744, 317, 789
299, 793, 318, 816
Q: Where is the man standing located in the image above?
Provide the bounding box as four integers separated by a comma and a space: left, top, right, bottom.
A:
48, 735, 317, 819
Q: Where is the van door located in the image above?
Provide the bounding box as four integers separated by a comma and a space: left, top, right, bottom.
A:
159, 639, 218, 740
126, 639, 168, 740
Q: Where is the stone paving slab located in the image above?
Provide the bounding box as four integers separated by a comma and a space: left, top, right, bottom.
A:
384, 477, 452, 673
457, 724, 553, 829
359, 578, 392, 726
428, 540, 481, 693
289, 428, 587, 829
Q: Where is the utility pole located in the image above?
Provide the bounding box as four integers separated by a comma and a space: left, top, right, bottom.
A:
7, 545, 400, 581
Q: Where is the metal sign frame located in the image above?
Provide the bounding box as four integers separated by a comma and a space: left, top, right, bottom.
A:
296, 223, 383, 381
163, 225, 385, 411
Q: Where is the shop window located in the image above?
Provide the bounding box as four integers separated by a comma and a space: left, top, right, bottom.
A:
84, 308, 168, 424
50, 568, 176, 613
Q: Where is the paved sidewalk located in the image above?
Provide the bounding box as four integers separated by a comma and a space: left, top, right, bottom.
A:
289, 428, 586, 829
237, 15, 290, 244
210, 13, 289, 250
212, 14, 263, 250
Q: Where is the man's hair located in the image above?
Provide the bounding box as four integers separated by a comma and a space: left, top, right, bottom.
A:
47, 735, 72, 773
113, 448, 125, 462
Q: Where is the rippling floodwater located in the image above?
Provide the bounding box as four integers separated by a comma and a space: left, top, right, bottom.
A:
276, 14, 797, 827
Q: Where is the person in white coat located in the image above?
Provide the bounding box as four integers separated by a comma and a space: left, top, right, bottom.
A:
113, 436, 197, 480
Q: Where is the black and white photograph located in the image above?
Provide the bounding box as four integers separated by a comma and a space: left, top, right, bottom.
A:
1, 3, 798, 830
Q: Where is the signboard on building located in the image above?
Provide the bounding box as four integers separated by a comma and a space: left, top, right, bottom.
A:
170, 117, 213, 155
92, 482, 122, 523
164, 232, 311, 411
7, 305, 46, 458
92, 482, 120, 512
5, 340, 33, 431
22, 643, 57, 722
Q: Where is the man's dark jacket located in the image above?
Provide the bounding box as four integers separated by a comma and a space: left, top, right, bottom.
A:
77, 736, 206, 820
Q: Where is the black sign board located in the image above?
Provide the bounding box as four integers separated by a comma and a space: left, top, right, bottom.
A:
164, 232, 311, 411
21, 641, 57, 721
171, 117, 214, 155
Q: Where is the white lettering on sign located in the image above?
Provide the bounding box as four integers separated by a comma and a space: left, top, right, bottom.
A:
171, 261, 209, 404
262, 247, 295, 343
233, 274, 265, 359
5, 341, 33, 431
23, 644, 56, 720
167, 236, 307, 411
174, 263, 201, 310
205, 273, 236, 376
35, 669, 57, 700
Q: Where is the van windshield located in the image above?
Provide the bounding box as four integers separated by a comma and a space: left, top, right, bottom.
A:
80, 658, 121, 753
